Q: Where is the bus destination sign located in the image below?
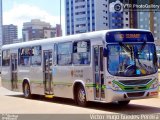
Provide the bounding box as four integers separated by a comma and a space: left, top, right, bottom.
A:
106, 31, 154, 43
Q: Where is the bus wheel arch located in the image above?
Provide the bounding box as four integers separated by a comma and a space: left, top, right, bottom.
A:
22, 79, 32, 99
73, 81, 88, 107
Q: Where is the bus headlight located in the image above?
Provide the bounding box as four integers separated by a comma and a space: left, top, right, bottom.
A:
150, 79, 158, 89
112, 83, 122, 91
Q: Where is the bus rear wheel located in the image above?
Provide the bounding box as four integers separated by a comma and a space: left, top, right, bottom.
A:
76, 85, 87, 107
118, 100, 130, 106
23, 82, 32, 99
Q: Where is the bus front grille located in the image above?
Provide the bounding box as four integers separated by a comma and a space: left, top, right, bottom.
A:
119, 79, 151, 85
127, 92, 145, 97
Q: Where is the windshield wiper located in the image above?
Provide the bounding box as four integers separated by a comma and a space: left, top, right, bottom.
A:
119, 42, 131, 53
138, 42, 146, 54
119, 42, 134, 58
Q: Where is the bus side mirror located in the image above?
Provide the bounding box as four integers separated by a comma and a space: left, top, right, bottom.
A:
103, 48, 108, 57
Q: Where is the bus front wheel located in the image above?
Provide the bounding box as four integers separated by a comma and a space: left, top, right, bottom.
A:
118, 100, 130, 106
76, 85, 87, 107
23, 82, 32, 99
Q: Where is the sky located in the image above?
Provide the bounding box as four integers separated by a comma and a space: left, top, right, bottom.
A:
3, 0, 65, 38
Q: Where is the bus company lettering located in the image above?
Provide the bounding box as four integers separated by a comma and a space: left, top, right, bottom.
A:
72, 70, 83, 78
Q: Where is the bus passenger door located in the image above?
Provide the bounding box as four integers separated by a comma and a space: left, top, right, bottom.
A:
43, 50, 53, 95
11, 53, 18, 90
93, 46, 105, 100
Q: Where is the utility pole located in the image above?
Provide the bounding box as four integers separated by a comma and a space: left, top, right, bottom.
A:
150, 0, 154, 34
59, 0, 62, 36
60, 0, 61, 27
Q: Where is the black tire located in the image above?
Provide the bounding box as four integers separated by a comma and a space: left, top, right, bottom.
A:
76, 85, 87, 107
23, 82, 32, 99
118, 100, 130, 106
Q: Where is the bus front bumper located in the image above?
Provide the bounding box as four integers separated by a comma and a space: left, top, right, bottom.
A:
105, 87, 159, 103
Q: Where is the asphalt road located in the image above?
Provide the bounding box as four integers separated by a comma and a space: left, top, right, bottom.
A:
0, 87, 160, 114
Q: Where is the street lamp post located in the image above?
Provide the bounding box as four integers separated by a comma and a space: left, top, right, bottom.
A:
60, 0, 62, 27
60, 0, 62, 36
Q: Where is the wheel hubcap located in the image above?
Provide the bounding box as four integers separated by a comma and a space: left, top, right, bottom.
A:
24, 84, 30, 97
78, 89, 85, 103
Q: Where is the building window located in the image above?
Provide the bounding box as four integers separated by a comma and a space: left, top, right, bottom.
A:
75, 5, 85, 9
76, 17, 86, 21
67, 32, 70, 35
140, 25, 144, 28
75, 0, 85, 3
73, 40, 90, 65
76, 30, 86, 33
57, 42, 72, 65
76, 24, 86, 28
2, 50, 10, 66
140, 19, 143, 22
75, 11, 86, 15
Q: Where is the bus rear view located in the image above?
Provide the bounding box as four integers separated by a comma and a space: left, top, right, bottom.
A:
105, 30, 158, 105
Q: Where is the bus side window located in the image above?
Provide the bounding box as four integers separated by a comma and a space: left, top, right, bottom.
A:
57, 42, 72, 65
19, 48, 31, 66
31, 46, 42, 66
73, 40, 90, 65
2, 50, 10, 66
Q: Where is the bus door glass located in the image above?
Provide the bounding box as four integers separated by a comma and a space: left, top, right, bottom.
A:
93, 46, 105, 100
43, 50, 53, 95
11, 53, 18, 90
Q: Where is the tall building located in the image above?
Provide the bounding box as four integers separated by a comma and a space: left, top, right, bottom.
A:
109, 0, 130, 29
140, 11, 160, 45
128, 0, 138, 28
2, 24, 18, 45
65, 0, 129, 35
55, 24, 62, 37
137, 0, 160, 45
12, 38, 23, 44
22, 19, 62, 41
65, 0, 97, 35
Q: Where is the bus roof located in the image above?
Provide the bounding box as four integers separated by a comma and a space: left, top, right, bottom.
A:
2, 29, 151, 50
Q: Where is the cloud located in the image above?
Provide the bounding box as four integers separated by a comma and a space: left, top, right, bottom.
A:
3, 4, 65, 38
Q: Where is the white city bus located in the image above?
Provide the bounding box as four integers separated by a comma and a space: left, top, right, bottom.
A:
1, 29, 159, 106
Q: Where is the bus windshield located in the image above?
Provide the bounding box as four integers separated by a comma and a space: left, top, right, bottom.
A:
107, 43, 157, 77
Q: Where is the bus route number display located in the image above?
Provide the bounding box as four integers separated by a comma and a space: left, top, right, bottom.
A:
118, 34, 141, 39
107, 31, 154, 43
